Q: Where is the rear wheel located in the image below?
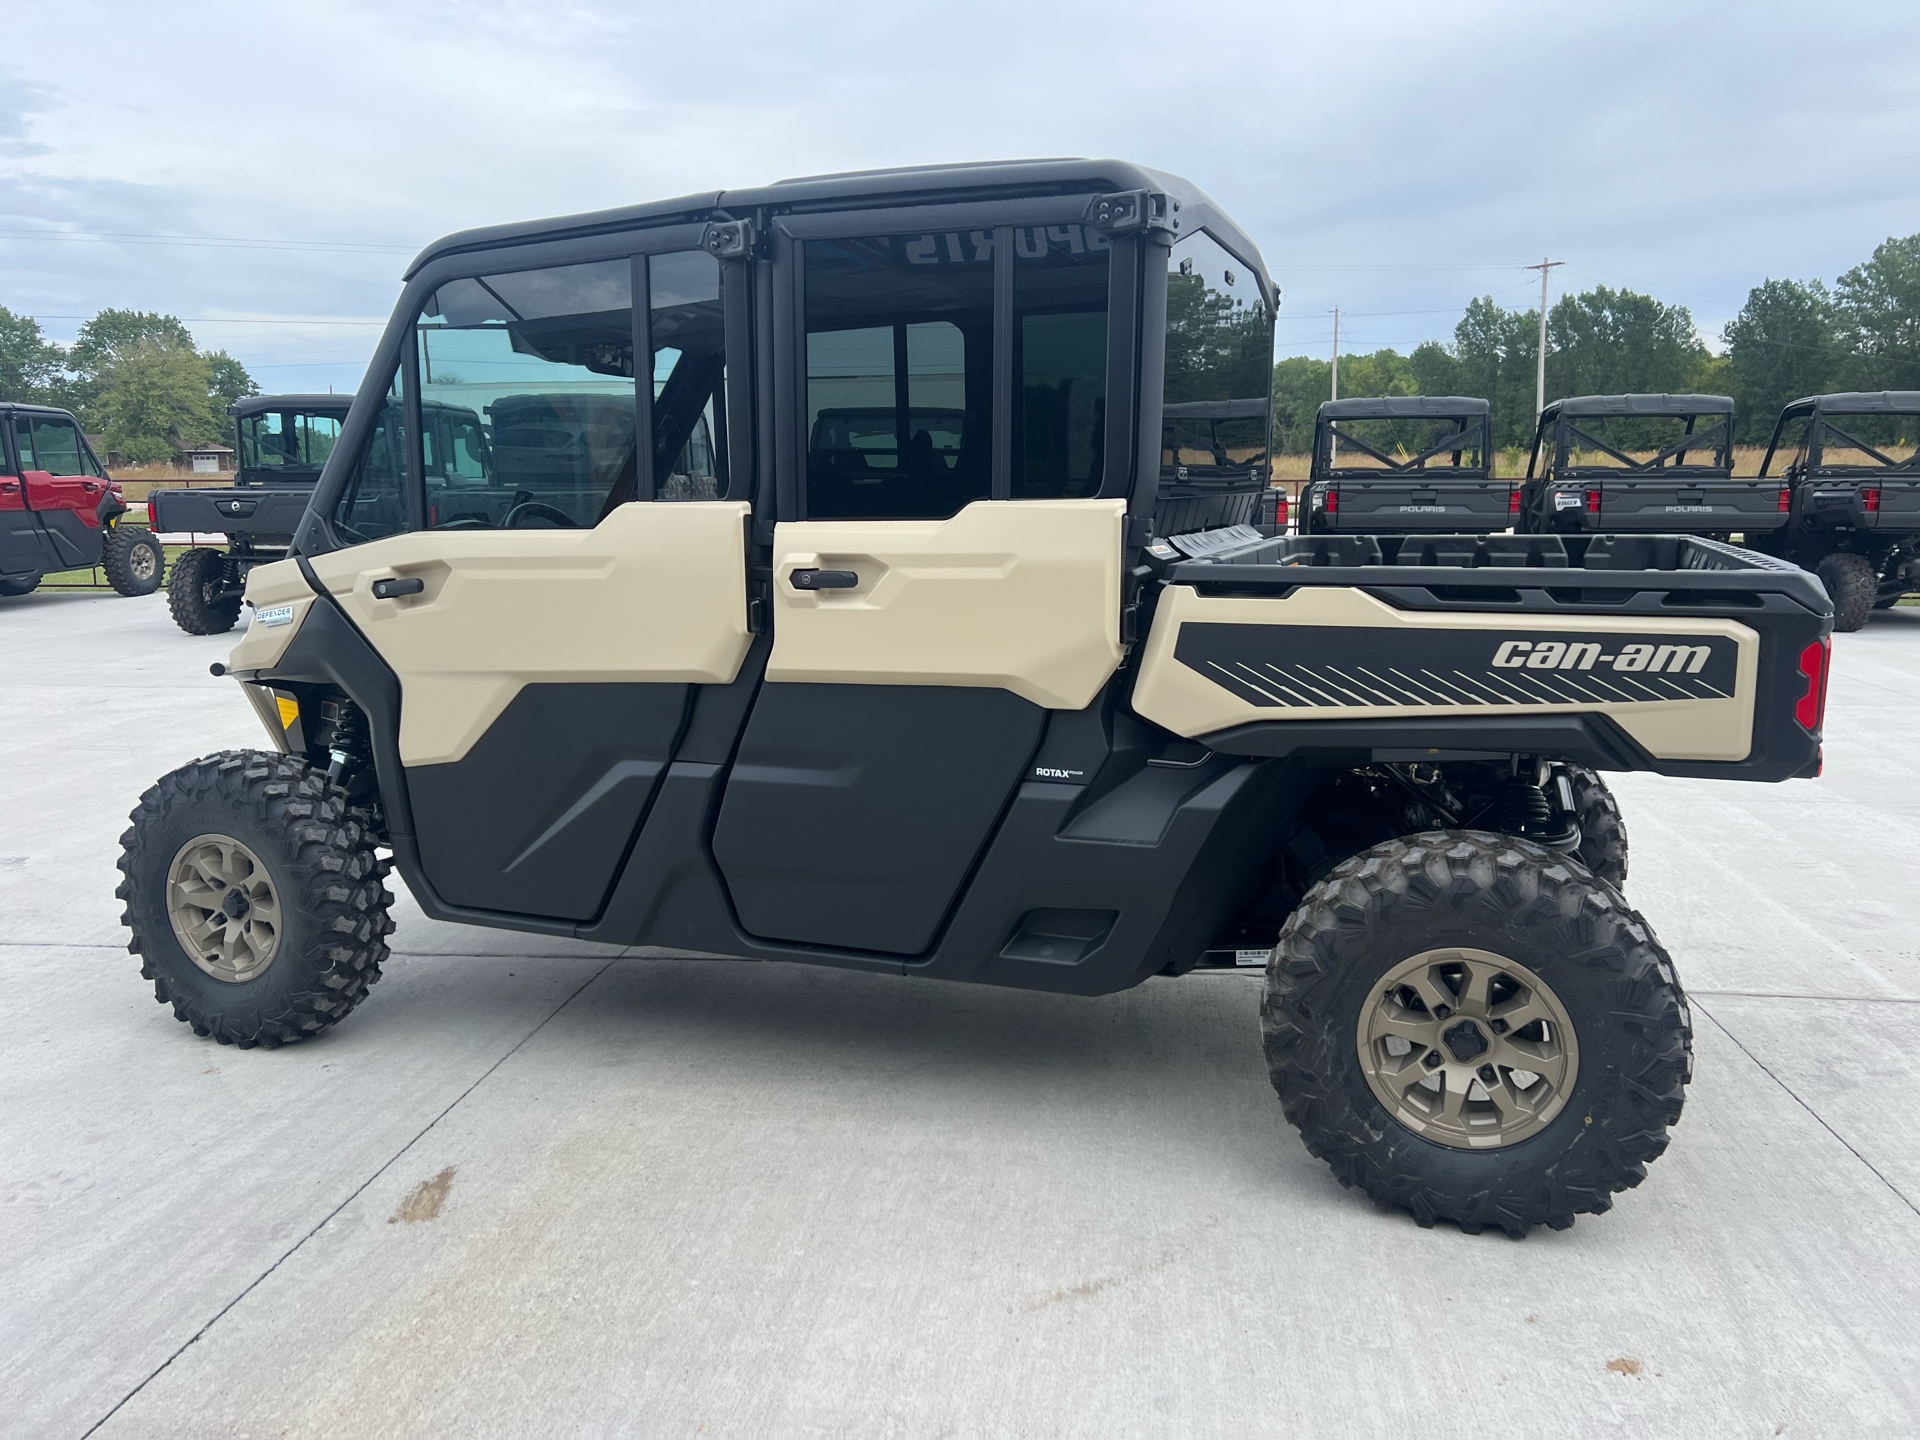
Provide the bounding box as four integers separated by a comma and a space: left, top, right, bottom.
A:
0, 571, 41, 596
116, 751, 393, 1047
167, 547, 243, 634
1565, 764, 1628, 888
1263, 830, 1690, 1236
102, 525, 163, 597
1816, 551, 1876, 632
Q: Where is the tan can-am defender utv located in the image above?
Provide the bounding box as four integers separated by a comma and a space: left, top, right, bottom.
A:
117, 161, 1832, 1236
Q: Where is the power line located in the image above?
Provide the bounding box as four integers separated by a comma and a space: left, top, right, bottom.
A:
0, 228, 411, 254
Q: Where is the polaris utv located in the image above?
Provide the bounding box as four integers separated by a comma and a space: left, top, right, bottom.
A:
1520, 394, 1791, 540
1301, 396, 1508, 535
150, 394, 355, 634
118, 160, 1832, 1237
0, 402, 162, 598
1749, 391, 1920, 631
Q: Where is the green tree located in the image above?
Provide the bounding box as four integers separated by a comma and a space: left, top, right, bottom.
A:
1547, 286, 1709, 400
1453, 297, 1541, 449
1834, 233, 1920, 392
0, 306, 70, 404
96, 338, 218, 465
1408, 340, 1463, 398
66, 310, 198, 425
1271, 354, 1331, 454
1722, 278, 1837, 440
204, 349, 258, 431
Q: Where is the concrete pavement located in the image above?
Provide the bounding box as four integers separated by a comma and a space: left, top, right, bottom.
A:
3, 589, 1917, 1437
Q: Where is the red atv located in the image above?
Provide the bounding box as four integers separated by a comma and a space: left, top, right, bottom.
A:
0, 403, 163, 598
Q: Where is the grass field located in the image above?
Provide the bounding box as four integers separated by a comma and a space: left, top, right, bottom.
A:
36, 544, 199, 591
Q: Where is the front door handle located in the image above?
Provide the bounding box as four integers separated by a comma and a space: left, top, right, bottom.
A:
789, 568, 857, 591
371, 576, 425, 599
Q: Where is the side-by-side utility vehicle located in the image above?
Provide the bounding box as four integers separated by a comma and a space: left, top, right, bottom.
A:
117, 160, 1832, 1237
1750, 391, 1920, 631
1520, 393, 1792, 542
0, 402, 163, 598
1301, 396, 1507, 535
150, 394, 356, 634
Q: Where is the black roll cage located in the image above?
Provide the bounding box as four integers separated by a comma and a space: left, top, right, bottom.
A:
1312, 399, 1491, 479
1527, 396, 1735, 480
1758, 393, 1920, 478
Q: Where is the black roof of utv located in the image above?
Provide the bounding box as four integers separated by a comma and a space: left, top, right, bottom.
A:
1320, 396, 1489, 420
402, 158, 1273, 302
1542, 393, 1734, 419
1780, 390, 1920, 417
228, 393, 356, 419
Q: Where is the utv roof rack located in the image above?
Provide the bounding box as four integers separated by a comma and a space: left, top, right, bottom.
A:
227, 393, 356, 419
401, 157, 1272, 305
1542, 394, 1734, 418
1319, 396, 1489, 420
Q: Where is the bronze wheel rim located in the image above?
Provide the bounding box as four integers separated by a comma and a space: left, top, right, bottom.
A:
1356, 947, 1579, 1149
129, 542, 158, 582
166, 834, 282, 983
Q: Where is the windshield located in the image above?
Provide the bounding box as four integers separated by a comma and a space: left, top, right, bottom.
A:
237, 410, 345, 474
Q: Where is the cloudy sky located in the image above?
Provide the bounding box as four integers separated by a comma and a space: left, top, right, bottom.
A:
3, 0, 1915, 393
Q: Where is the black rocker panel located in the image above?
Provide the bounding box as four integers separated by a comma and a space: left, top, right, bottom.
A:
407, 682, 690, 920
712, 683, 1045, 955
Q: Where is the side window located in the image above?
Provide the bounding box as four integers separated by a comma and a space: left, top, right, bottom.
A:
804, 234, 993, 520
417, 257, 637, 530
14, 421, 35, 471
1161, 232, 1274, 482
331, 377, 410, 545
650, 250, 729, 500
28, 417, 85, 475
1013, 225, 1110, 498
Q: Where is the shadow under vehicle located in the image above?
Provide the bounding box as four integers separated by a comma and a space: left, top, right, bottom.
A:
0, 402, 162, 599
1746, 391, 1920, 631
150, 395, 356, 634
1519, 394, 1791, 541
119, 159, 1833, 1238
1300, 396, 1503, 535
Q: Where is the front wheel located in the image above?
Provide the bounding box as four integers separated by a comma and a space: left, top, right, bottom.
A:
1565, 763, 1628, 888
1263, 830, 1691, 1236
102, 525, 164, 596
116, 751, 393, 1047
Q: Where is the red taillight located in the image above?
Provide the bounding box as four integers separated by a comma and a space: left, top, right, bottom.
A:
1795, 638, 1830, 732
1777, 486, 1791, 512
1508, 488, 1520, 515
1584, 487, 1601, 514
1325, 487, 1338, 514
1275, 492, 1290, 525
1863, 487, 1881, 513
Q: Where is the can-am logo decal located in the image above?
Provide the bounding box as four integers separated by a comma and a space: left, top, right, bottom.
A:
1174, 622, 1737, 710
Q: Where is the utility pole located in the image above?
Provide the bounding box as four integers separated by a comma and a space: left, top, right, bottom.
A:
1329, 307, 1340, 465
1524, 258, 1564, 420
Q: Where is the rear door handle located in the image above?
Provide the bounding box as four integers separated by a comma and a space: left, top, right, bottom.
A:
789, 568, 857, 591
371, 576, 425, 599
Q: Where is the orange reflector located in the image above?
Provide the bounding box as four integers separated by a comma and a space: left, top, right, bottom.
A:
276, 695, 300, 731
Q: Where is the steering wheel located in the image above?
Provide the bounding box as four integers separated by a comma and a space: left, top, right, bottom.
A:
434, 515, 494, 530
502, 501, 576, 529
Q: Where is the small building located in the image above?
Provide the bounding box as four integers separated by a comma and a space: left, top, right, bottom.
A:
176, 440, 235, 475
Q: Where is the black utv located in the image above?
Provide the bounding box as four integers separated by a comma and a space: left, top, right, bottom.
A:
150, 394, 354, 634
118, 159, 1832, 1238
1520, 393, 1791, 540
1750, 391, 1920, 630
1300, 396, 1508, 535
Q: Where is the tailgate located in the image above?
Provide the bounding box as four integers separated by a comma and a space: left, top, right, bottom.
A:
1543, 478, 1791, 532
149, 487, 315, 537
1131, 533, 1830, 783
1311, 478, 1515, 533
1797, 475, 1920, 531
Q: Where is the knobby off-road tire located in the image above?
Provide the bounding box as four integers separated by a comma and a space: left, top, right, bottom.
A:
167, 546, 243, 634
102, 525, 164, 597
1816, 551, 1876, 633
0, 571, 41, 596
1565, 764, 1629, 889
1263, 830, 1691, 1236
117, 751, 393, 1047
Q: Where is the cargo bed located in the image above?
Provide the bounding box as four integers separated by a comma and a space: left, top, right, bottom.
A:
1131, 529, 1831, 784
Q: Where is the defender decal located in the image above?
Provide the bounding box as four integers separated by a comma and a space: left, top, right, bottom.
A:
1173, 622, 1738, 710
